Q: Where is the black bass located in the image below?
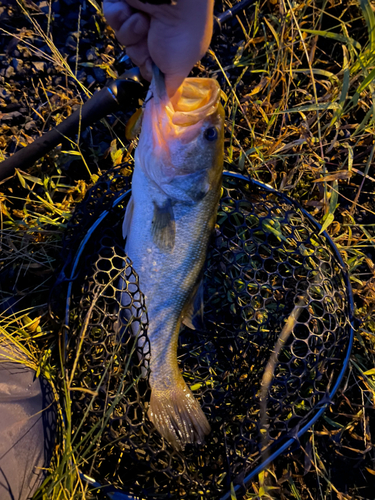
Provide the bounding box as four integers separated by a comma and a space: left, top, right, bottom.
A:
123, 66, 224, 450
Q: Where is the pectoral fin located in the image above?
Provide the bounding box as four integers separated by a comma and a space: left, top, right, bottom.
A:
122, 195, 134, 240
151, 198, 175, 252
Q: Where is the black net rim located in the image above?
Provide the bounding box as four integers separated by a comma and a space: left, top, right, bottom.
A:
63, 171, 355, 500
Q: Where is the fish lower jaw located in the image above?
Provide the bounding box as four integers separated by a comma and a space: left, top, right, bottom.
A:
148, 379, 210, 451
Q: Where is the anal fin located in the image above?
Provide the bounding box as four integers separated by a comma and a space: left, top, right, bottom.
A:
182, 279, 204, 330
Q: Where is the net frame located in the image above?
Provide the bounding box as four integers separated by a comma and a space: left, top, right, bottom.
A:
58, 170, 354, 500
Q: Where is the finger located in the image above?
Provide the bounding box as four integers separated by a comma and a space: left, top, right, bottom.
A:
126, 40, 151, 73
114, 11, 150, 47
103, 0, 132, 33
139, 57, 153, 82
148, 0, 214, 97
122, 0, 166, 15
164, 73, 184, 98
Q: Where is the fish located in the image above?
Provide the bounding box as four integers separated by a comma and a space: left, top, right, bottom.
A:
122, 66, 224, 451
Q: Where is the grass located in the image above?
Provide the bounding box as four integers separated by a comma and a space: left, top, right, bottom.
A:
1, 0, 375, 498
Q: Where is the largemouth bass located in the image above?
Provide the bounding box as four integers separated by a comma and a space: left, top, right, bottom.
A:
122, 66, 224, 450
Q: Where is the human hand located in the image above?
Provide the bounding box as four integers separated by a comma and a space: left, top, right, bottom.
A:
103, 0, 214, 97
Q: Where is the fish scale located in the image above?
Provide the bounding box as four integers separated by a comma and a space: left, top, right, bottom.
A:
122, 67, 224, 450
128, 163, 220, 374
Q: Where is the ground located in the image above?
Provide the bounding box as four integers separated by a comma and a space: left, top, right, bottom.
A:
1, 0, 375, 498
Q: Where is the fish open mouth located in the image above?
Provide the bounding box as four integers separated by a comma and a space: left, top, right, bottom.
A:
152, 66, 221, 138
170, 78, 221, 127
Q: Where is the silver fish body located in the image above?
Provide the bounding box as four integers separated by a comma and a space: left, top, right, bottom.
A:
122, 68, 224, 450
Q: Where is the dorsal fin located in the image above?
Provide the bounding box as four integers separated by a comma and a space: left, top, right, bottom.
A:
125, 107, 143, 140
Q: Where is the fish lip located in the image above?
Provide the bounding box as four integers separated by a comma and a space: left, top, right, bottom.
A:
151, 64, 169, 104
149, 74, 221, 133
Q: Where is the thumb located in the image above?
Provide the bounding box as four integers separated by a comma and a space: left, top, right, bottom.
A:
164, 73, 185, 98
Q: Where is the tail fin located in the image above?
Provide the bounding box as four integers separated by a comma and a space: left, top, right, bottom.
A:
148, 382, 210, 451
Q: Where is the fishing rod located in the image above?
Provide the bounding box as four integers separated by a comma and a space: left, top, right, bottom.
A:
0, 0, 255, 181
0, 70, 143, 182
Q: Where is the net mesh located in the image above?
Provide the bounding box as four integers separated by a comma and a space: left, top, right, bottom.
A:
56, 167, 353, 499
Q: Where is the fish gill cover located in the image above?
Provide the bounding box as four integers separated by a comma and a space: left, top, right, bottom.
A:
53, 167, 353, 499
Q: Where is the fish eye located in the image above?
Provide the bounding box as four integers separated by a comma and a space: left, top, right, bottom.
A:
204, 127, 218, 142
